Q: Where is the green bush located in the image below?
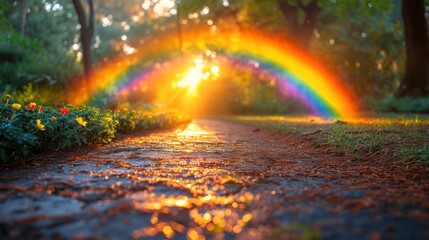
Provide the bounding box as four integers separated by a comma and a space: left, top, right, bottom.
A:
0, 119, 39, 160
114, 107, 190, 134
28, 105, 116, 150
374, 97, 429, 113
115, 108, 138, 133
73, 105, 117, 144
0, 93, 191, 162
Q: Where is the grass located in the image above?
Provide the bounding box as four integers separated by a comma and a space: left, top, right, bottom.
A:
322, 126, 381, 160
223, 113, 429, 163
400, 145, 429, 165
272, 222, 320, 240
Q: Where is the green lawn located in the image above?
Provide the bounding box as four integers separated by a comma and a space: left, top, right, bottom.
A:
223, 114, 429, 164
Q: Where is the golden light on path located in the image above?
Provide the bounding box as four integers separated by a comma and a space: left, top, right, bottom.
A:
176, 122, 213, 137
174, 122, 220, 152
125, 120, 260, 239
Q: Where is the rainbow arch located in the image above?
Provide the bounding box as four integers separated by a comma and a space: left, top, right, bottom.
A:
71, 28, 358, 118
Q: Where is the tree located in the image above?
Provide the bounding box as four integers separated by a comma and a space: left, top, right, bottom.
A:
395, 0, 429, 97
72, 0, 94, 95
312, 1, 403, 98
20, 0, 27, 36
1, 0, 79, 92
277, 0, 320, 50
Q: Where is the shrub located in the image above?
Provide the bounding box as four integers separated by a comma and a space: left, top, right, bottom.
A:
115, 108, 138, 133
114, 107, 190, 134
0, 93, 191, 162
0, 119, 39, 160
375, 97, 429, 113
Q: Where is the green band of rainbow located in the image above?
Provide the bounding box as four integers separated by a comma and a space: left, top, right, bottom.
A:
72, 28, 357, 118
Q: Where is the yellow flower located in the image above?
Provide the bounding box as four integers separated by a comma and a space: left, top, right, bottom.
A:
104, 117, 113, 122
5, 94, 11, 99
11, 103, 21, 110
36, 119, 46, 131
76, 117, 87, 127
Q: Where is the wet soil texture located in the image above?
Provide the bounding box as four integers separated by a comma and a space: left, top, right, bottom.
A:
1, 120, 428, 240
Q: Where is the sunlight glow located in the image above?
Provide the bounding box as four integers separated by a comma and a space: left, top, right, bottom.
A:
153, 0, 175, 17
122, 44, 136, 55
177, 68, 204, 94
176, 57, 219, 96
142, 0, 151, 10
176, 122, 212, 137
101, 17, 112, 27
72, 28, 357, 118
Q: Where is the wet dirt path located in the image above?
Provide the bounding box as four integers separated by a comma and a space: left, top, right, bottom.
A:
0, 119, 428, 239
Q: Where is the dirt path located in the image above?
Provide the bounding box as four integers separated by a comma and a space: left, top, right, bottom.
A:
1, 119, 428, 239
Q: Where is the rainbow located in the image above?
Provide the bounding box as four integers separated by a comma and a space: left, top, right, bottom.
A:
71, 28, 358, 118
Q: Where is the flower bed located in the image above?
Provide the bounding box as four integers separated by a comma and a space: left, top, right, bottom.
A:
0, 94, 190, 161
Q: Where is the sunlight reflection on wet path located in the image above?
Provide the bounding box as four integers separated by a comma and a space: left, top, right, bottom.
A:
122, 121, 264, 239
75, 119, 297, 239
1, 120, 427, 239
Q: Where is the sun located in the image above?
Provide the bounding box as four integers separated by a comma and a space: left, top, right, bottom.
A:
176, 56, 219, 96
177, 68, 204, 95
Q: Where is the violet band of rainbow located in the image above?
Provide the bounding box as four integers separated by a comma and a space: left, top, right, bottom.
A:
71, 28, 357, 118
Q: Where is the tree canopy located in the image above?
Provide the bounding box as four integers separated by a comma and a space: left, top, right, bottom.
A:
0, 0, 428, 112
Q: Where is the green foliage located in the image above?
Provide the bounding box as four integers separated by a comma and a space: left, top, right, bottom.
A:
322, 126, 380, 159
19, 104, 117, 150
115, 107, 191, 134
0, 0, 79, 94
0, 0, 11, 32
5, 0, 78, 59
74, 105, 117, 144
0, 119, 39, 160
0, 32, 43, 85
12, 83, 66, 107
273, 222, 320, 240
115, 109, 138, 133
227, 114, 429, 165
401, 146, 429, 165
0, 92, 191, 161
375, 97, 429, 113
314, 0, 404, 98
0, 31, 78, 90
0, 0, 414, 118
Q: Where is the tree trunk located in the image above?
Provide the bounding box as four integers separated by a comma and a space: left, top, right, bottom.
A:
20, 1, 28, 36
298, 0, 320, 50
395, 0, 429, 97
176, 0, 183, 53
277, 0, 320, 50
72, 0, 94, 97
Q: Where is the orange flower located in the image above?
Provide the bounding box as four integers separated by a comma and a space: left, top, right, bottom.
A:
52, 116, 57, 121
38, 106, 44, 113
26, 102, 36, 110
114, 107, 120, 113
59, 107, 70, 114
